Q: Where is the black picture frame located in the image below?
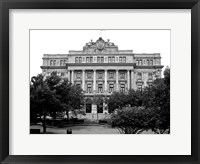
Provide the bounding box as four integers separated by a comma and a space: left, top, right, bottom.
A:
0, 0, 199, 163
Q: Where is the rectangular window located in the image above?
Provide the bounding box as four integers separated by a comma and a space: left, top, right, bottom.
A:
76, 83, 81, 88
97, 57, 100, 63
148, 73, 153, 80
150, 60, 153, 65
87, 72, 92, 79
109, 72, 114, 79
112, 57, 115, 63
79, 57, 82, 63
76, 72, 81, 79
60, 60, 63, 66
108, 57, 111, 63
109, 84, 114, 93
120, 84, 125, 92
98, 84, 103, 93
120, 72, 125, 79
136, 60, 139, 65
123, 57, 126, 63
119, 57, 122, 63
53, 60, 56, 66
64, 60, 66, 64
139, 60, 142, 65
87, 84, 92, 93
75, 57, 79, 63
50, 60, 53, 66
86, 104, 92, 113
101, 57, 104, 63
90, 57, 93, 63
147, 60, 150, 65
137, 73, 142, 79
86, 57, 89, 63
98, 72, 103, 79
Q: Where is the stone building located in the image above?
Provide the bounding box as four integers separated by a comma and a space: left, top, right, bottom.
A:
41, 37, 163, 117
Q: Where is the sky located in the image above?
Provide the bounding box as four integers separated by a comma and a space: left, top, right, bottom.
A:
30, 30, 170, 78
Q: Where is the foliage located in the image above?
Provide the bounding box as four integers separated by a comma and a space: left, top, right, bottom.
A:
30, 72, 84, 133
109, 67, 170, 134
111, 107, 154, 134
107, 92, 128, 113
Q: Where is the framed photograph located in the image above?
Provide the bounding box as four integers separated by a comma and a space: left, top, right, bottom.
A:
0, 0, 199, 163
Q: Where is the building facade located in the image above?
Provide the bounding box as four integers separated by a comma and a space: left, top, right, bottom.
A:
41, 37, 163, 116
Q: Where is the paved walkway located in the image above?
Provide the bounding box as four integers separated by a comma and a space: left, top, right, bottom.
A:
30, 124, 120, 134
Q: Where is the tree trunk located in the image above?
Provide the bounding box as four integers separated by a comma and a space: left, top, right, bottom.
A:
42, 115, 47, 134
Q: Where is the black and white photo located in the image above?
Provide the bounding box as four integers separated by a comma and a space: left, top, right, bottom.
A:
30, 30, 170, 134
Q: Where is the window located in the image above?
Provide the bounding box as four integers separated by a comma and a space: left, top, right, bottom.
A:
108, 57, 111, 63
123, 57, 126, 63
86, 103, 92, 113
147, 60, 153, 65
120, 72, 125, 79
109, 84, 114, 93
137, 85, 142, 91
97, 103, 103, 113
60, 60, 63, 66
86, 57, 90, 63
76, 83, 81, 88
61, 72, 65, 76
87, 84, 92, 93
148, 73, 153, 80
136, 60, 139, 65
64, 60, 67, 64
101, 57, 104, 63
79, 57, 82, 63
97, 57, 101, 63
119, 57, 122, 63
147, 60, 149, 65
139, 60, 142, 65
98, 72, 103, 79
53, 60, 56, 66
50, 60, 53, 66
98, 84, 103, 93
75, 57, 79, 63
90, 57, 93, 63
120, 84, 125, 92
87, 72, 92, 79
76, 72, 81, 79
97, 57, 104, 63
112, 57, 115, 63
137, 73, 142, 79
109, 72, 114, 79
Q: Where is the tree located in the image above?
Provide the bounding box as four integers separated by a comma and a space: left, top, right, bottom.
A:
30, 72, 85, 133
56, 82, 84, 118
107, 92, 128, 113
111, 106, 153, 134
30, 74, 59, 133
141, 67, 170, 133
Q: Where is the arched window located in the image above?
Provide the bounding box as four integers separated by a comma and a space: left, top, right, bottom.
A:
137, 73, 142, 79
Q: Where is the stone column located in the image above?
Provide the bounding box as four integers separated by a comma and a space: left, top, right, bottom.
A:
116, 69, 119, 91
68, 70, 71, 82
93, 70, 96, 93
82, 70, 85, 91
131, 70, 134, 89
105, 70, 107, 92
127, 70, 130, 90
71, 70, 74, 84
